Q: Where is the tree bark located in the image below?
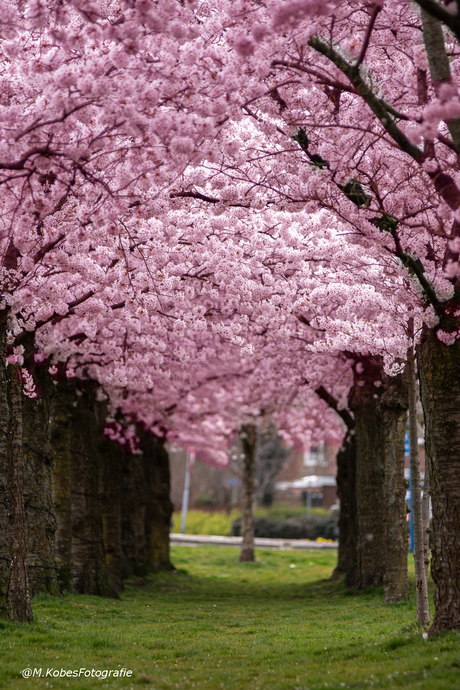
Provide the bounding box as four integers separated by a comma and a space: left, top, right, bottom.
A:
239, 423, 256, 563
0, 315, 33, 622
69, 386, 111, 596
95, 402, 123, 596
349, 369, 386, 590
50, 379, 75, 592
6, 363, 33, 621
332, 431, 359, 588
22, 365, 60, 597
0, 322, 13, 620
141, 432, 174, 573
349, 356, 409, 599
120, 449, 137, 579
418, 326, 460, 632
379, 373, 410, 603
313, 384, 358, 587
120, 451, 147, 577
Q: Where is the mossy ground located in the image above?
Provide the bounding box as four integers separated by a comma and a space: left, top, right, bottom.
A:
1, 546, 459, 690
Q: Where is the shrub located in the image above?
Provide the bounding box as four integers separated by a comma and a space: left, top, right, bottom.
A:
172, 511, 235, 536
230, 514, 338, 540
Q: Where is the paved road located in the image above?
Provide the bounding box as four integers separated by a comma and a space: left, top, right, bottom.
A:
170, 533, 337, 550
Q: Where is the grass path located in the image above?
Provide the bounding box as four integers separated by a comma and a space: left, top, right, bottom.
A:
1, 546, 459, 689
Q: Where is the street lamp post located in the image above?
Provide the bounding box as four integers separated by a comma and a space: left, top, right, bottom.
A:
180, 448, 194, 534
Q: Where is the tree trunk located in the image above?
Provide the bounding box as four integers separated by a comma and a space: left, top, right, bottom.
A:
0, 323, 13, 620
0, 314, 33, 622
6, 363, 33, 621
349, 372, 386, 590
349, 357, 408, 599
418, 326, 460, 632
120, 451, 147, 577
22, 365, 60, 598
141, 433, 174, 573
239, 423, 256, 563
313, 384, 358, 587
332, 431, 359, 588
69, 386, 111, 596
379, 373, 410, 603
95, 402, 123, 596
50, 379, 75, 592
0, 315, 33, 622
120, 449, 137, 579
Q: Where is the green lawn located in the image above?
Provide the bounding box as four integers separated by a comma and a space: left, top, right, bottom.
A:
1, 546, 459, 690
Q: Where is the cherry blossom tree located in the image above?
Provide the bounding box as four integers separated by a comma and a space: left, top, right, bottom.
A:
2, 0, 459, 634
158, 0, 460, 632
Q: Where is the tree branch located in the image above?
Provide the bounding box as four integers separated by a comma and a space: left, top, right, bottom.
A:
421, 8, 460, 152
413, 0, 460, 43
33, 234, 65, 265
170, 190, 219, 204
14, 102, 94, 141
309, 35, 422, 160
0, 147, 57, 171
15, 290, 96, 344
315, 384, 355, 431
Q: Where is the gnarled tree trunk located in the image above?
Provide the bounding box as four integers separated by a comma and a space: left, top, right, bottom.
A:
418, 327, 460, 632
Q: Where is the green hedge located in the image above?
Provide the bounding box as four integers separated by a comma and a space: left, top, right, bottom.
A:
172, 511, 235, 536
231, 514, 339, 541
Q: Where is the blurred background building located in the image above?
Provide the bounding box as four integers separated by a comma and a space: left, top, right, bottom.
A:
168, 436, 340, 512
